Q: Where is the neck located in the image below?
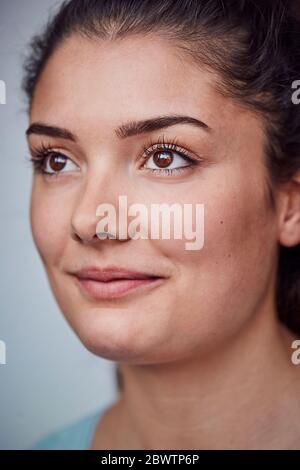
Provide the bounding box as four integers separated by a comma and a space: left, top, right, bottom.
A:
100, 296, 299, 449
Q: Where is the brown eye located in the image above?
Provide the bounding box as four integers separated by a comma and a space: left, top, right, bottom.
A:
144, 147, 191, 173
47, 153, 67, 172
152, 151, 174, 168
42, 152, 79, 175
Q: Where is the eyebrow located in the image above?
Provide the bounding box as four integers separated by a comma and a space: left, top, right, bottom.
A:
26, 115, 211, 141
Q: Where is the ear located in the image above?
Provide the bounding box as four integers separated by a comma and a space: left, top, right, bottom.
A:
278, 170, 300, 247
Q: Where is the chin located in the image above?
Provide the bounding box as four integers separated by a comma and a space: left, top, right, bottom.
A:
68, 308, 184, 365
62, 307, 151, 362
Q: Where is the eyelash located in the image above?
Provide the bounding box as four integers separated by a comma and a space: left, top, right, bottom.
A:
140, 135, 199, 176
28, 136, 200, 178
29, 142, 62, 175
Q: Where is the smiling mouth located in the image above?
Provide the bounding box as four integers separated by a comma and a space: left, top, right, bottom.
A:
71, 266, 165, 300
73, 276, 164, 300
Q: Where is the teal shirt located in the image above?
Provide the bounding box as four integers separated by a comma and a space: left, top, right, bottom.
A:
31, 407, 106, 450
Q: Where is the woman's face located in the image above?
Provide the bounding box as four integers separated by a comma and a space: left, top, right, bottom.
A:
28, 34, 279, 364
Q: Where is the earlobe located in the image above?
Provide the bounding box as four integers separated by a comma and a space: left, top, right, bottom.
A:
278, 172, 300, 247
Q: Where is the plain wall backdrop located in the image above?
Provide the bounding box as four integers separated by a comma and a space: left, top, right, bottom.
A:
0, 0, 118, 450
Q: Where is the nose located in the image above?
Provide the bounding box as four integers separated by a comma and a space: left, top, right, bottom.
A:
71, 166, 129, 244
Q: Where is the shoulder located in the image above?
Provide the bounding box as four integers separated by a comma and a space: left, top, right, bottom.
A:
30, 407, 106, 450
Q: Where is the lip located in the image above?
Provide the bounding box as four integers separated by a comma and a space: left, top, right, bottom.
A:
71, 265, 165, 300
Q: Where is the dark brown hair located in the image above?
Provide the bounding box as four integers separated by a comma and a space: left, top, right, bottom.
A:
22, 0, 300, 345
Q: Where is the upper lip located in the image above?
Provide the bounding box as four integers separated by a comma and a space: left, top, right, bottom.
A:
72, 266, 162, 282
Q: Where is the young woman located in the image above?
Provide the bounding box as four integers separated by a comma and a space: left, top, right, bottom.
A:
23, 0, 300, 449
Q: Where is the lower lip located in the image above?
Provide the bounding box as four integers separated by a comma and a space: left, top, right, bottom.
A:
74, 276, 164, 300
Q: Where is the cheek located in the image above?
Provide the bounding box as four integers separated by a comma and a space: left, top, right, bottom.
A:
200, 174, 277, 295
152, 170, 276, 307
30, 182, 69, 265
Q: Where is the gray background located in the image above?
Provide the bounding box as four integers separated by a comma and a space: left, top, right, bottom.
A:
0, 0, 117, 450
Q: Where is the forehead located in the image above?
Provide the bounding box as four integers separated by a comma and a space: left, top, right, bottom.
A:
31, 34, 240, 127
30, 32, 265, 161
